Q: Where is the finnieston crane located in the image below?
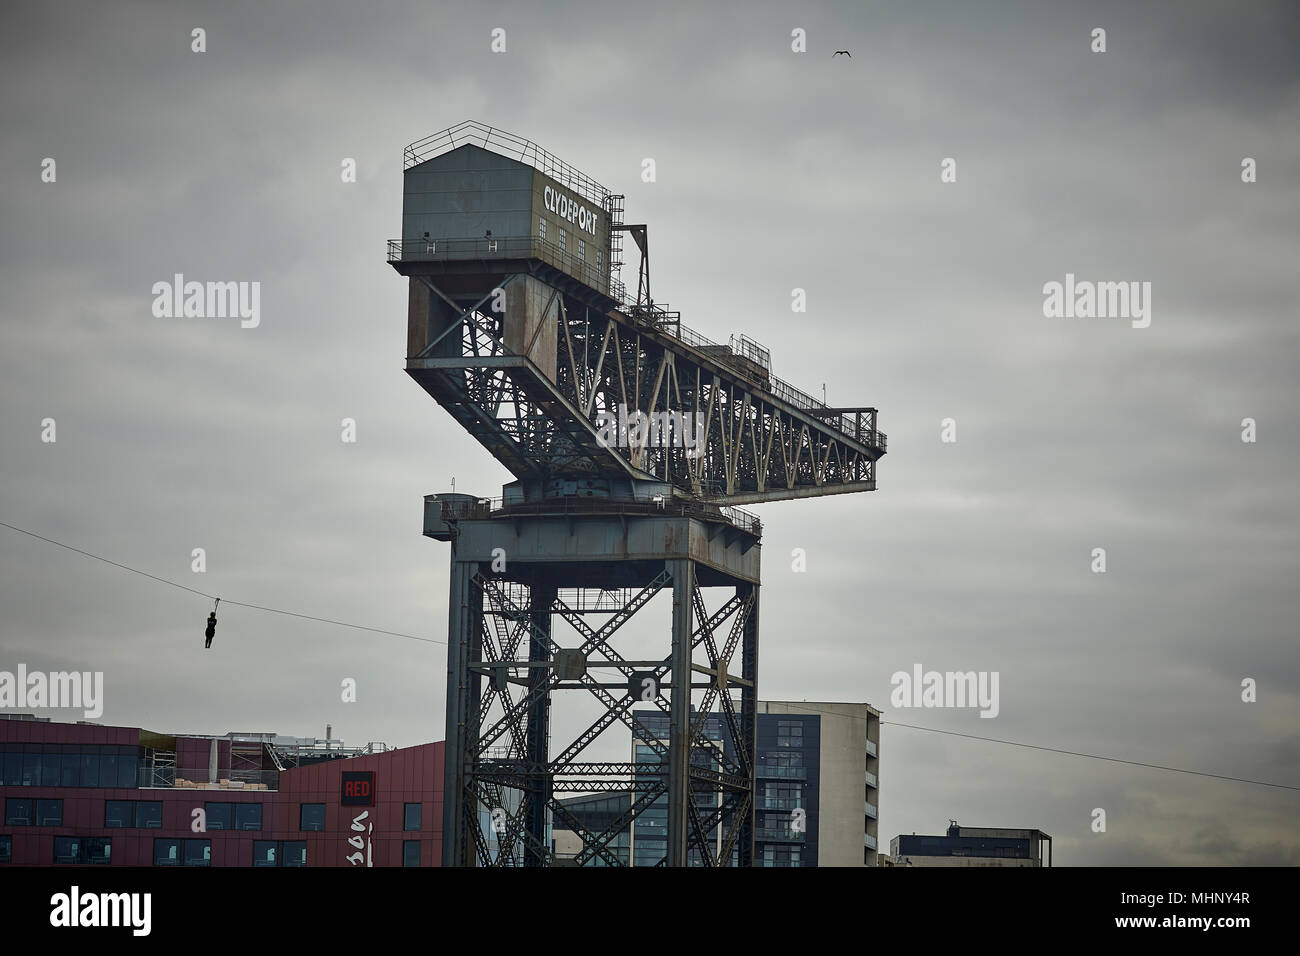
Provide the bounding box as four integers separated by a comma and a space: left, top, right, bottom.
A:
390, 122, 886, 867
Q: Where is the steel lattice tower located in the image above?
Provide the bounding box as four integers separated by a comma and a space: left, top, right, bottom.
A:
391, 122, 886, 867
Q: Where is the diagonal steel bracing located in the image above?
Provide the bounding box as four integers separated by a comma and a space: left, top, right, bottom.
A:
405, 273, 884, 505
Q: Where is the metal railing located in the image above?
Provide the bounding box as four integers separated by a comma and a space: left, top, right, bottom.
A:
388, 228, 887, 452
403, 121, 612, 209
728, 333, 771, 371
753, 828, 806, 843
756, 796, 803, 811
756, 765, 806, 780
643, 319, 884, 451
157, 768, 279, 791
437, 494, 761, 538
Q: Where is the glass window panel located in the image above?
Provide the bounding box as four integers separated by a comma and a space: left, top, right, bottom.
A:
235, 803, 262, 831
5, 798, 32, 826
154, 838, 180, 866
118, 754, 137, 788
22, 754, 40, 787
252, 841, 278, 867
135, 802, 163, 829
403, 840, 420, 867
85, 837, 111, 864
184, 839, 211, 867
100, 754, 117, 788
300, 804, 325, 831
35, 799, 62, 826
79, 753, 99, 788
281, 841, 306, 867
0, 835, 10, 863
2, 752, 19, 786
404, 803, 421, 831
60, 754, 79, 787
204, 802, 232, 831
41, 753, 60, 785
105, 800, 132, 828
53, 836, 80, 864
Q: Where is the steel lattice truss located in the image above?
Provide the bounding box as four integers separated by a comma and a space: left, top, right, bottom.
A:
407, 274, 885, 505
458, 571, 756, 867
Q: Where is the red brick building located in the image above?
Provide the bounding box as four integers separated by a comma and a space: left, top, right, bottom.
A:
0, 717, 443, 866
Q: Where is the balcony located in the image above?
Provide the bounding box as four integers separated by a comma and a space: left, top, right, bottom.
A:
754, 828, 806, 844
865, 771, 878, 788
865, 739, 878, 758
865, 801, 877, 819
756, 766, 806, 780
864, 833, 877, 850
756, 796, 803, 811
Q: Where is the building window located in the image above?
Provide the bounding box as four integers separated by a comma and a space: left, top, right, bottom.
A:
300, 803, 325, 831
85, 837, 111, 865
403, 840, 421, 867
558, 229, 566, 253
0, 835, 10, 863
596, 250, 603, 272
0, 745, 139, 789
253, 840, 303, 867
281, 841, 307, 867
235, 803, 262, 831
79, 752, 99, 787
205, 802, 233, 831
135, 801, 162, 829
4, 798, 31, 826
104, 800, 132, 828
107, 800, 163, 828
538, 218, 547, 242
777, 720, 804, 748
253, 841, 278, 867
53, 837, 81, 864
154, 838, 181, 866
184, 839, 211, 867
404, 803, 422, 831
578, 238, 585, 260
41, 753, 59, 786
760, 844, 802, 868
35, 799, 62, 826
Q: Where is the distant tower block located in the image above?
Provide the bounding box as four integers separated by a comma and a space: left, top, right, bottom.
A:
391, 122, 886, 866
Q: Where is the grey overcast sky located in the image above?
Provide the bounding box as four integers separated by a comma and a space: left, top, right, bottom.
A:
1, 0, 1298, 865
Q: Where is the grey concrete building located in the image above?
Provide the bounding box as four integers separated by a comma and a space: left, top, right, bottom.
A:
890, 821, 1053, 867
755, 701, 881, 867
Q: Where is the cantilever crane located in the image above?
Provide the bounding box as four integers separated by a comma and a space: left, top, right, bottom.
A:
391, 121, 885, 868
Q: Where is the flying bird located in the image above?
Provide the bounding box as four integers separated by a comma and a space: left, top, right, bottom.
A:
833, 50, 851, 57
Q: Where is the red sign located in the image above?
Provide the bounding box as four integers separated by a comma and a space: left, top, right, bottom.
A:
341, 771, 375, 806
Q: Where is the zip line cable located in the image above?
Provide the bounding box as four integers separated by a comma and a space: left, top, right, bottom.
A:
0, 519, 444, 646
787, 704, 1298, 792
3, 520, 1294, 790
